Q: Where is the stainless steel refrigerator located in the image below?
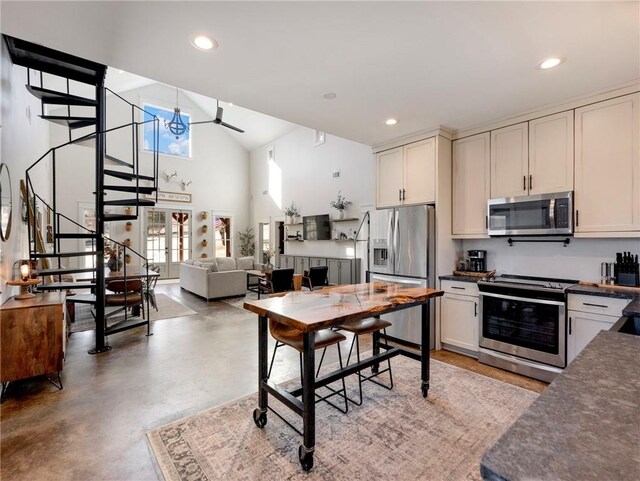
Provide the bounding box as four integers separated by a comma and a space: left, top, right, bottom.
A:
368, 204, 435, 349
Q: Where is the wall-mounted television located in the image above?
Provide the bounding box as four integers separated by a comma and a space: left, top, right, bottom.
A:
303, 214, 331, 240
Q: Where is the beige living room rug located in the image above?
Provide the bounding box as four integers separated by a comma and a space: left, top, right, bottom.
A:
71, 294, 197, 332
147, 357, 537, 481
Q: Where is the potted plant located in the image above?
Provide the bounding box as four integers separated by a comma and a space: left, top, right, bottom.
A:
104, 243, 123, 272
263, 249, 275, 271
202, 224, 208, 234
125, 221, 133, 232
283, 202, 300, 224
238, 227, 256, 256
330, 191, 352, 219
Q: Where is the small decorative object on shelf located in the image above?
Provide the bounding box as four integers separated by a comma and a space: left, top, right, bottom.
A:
123, 206, 133, 215
200, 211, 208, 220
202, 225, 208, 234
125, 221, 133, 232
202, 239, 208, 247
6, 260, 40, 300
283, 202, 300, 224
330, 190, 352, 220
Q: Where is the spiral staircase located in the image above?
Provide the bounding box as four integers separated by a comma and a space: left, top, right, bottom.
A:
5, 35, 160, 353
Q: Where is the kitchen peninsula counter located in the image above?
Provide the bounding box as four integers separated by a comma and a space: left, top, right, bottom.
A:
480, 330, 640, 481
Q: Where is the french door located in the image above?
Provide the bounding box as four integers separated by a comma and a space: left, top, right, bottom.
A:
145, 208, 192, 278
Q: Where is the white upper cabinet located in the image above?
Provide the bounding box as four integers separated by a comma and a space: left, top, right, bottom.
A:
404, 138, 436, 205
528, 111, 574, 195
376, 138, 436, 208
376, 147, 404, 208
491, 122, 528, 198
575, 93, 640, 234
452, 133, 490, 236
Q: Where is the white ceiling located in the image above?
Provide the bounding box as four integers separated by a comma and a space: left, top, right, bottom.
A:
104, 69, 298, 151
2, 1, 639, 146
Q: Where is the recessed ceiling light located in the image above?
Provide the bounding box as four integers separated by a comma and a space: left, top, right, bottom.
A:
227, 102, 233, 107
385, 118, 397, 126
537, 57, 565, 70
322, 92, 337, 100
118, 69, 124, 74
190, 34, 217, 51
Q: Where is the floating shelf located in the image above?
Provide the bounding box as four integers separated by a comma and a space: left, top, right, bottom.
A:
285, 222, 303, 226
331, 218, 359, 223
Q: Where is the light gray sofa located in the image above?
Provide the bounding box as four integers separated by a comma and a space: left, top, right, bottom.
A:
179, 256, 262, 300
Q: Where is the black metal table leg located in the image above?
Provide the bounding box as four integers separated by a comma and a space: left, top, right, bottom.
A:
299, 330, 316, 471
372, 315, 381, 374
253, 315, 269, 428
421, 300, 431, 398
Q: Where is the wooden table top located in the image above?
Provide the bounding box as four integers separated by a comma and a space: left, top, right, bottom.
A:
1, 291, 66, 310
243, 282, 443, 333
75, 267, 160, 281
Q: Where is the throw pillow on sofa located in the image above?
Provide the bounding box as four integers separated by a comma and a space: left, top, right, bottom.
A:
201, 262, 218, 272
216, 257, 237, 272
237, 256, 255, 270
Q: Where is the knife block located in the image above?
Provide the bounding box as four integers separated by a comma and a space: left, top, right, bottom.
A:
617, 272, 640, 287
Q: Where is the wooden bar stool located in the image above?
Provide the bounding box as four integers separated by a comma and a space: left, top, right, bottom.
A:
267, 319, 349, 414
336, 315, 394, 406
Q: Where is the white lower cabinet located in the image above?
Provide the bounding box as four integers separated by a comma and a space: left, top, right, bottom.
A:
567, 310, 618, 364
566, 294, 625, 365
440, 291, 479, 356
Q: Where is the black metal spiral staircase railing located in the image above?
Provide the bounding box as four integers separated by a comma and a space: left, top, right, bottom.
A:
5, 35, 159, 353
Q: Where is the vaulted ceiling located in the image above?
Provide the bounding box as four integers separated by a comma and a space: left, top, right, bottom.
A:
2, 1, 638, 146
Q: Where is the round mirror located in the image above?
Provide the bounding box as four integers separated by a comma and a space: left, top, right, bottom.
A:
0, 163, 13, 241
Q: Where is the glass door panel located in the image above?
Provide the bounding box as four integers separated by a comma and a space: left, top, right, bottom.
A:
145, 208, 191, 279
214, 216, 231, 258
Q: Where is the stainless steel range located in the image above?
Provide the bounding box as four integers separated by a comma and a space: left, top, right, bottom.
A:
477, 274, 578, 383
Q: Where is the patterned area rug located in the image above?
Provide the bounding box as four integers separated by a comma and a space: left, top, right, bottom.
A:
70, 294, 197, 333
220, 291, 259, 310
147, 357, 537, 480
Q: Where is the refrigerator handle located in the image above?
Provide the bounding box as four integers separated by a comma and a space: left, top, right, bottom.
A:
387, 211, 394, 270
394, 211, 400, 273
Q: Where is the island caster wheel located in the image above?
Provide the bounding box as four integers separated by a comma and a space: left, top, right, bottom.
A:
421, 383, 429, 398
298, 445, 314, 471
253, 408, 267, 428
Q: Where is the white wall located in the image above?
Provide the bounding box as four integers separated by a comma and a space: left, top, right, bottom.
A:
50, 82, 249, 269
0, 43, 51, 303
249, 127, 373, 261
462, 238, 640, 283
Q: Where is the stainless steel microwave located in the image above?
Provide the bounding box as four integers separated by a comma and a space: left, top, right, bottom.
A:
487, 191, 573, 236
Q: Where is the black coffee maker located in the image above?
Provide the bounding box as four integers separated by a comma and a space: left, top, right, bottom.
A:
468, 250, 487, 272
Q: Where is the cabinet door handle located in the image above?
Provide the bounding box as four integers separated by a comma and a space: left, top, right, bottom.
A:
399, 189, 402, 202
474, 302, 478, 317
583, 302, 608, 308
569, 316, 572, 335
576, 210, 579, 227
402, 188, 406, 201
485, 215, 488, 229
451, 286, 466, 290
529, 174, 533, 191
523, 175, 526, 191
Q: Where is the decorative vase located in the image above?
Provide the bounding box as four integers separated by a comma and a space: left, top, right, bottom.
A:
338, 210, 345, 220
125, 222, 133, 232
124, 207, 133, 215
107, 257, 123, 272
202, 239, 208, 247
202, 225, 208, 233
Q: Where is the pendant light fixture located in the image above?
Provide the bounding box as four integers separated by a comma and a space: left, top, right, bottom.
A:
165, 88, 189, 139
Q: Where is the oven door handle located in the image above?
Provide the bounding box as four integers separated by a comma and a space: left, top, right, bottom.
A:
549, 198, 556, 229
479, 291, 566, 307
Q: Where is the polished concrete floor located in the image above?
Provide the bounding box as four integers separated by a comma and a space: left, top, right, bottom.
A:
1, 283, 546, 480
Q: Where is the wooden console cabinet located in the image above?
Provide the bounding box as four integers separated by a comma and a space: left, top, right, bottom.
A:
1, 292, 66, 400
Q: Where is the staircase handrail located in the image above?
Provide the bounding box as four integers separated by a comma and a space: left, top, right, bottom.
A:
104, 87, 158, 119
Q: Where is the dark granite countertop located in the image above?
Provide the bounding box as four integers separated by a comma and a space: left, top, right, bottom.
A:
566, 284, 640, 300
622, 299, 640, 317
439, 274, 480, 283
480, 330, 640, 481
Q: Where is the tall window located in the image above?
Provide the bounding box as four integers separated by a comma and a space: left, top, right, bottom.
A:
80, 205, 111, 268
143, 104, 192, 158
260, 222, 270, 263
214, 216, 232, 257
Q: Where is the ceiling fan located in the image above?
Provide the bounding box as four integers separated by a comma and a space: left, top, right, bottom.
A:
190, 100, 245, 133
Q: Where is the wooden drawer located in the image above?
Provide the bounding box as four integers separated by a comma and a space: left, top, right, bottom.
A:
567, 294, 629, 317
440, 279, 479, 297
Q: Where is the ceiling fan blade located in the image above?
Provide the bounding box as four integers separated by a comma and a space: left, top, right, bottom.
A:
221, 121, 245, 133
189, 120, 215, 126
215, 105, 224, 122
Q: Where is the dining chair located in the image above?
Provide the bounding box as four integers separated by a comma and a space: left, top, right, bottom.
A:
334, 315, 394, 406
267, 318, 349, 414
301, 266, 329, 290
104, 279, 145, 320
143, 264, 160, 311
